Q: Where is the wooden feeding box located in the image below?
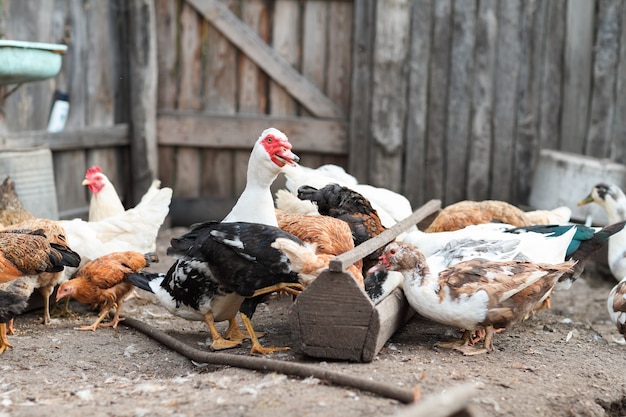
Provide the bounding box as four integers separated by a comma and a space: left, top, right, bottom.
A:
289, 199, 441, 362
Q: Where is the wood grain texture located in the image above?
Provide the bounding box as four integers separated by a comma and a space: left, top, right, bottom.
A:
404, 0, 432, 208
512, 0, 546, 205
425, 0, 452, 203
585, 0, 621, 159
444, 0, 476, 204
157, 112, 347, 153
561, 0, 594, 154
348, 0, 376, 183
611, 2, 626, 163
538, 0, 566, 151
187, 0, 344, 118
491, 0, 521, 202
370, 0, 410, 191
467, 0, 496, 201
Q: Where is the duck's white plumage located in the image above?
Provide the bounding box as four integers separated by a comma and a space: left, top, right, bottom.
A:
607, 277, 626, 344
578, 183, 626, 281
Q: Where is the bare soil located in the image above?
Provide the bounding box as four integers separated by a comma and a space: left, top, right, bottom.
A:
1, 227, 625, 417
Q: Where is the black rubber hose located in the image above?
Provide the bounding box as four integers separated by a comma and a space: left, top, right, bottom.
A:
120, 316, 419, 404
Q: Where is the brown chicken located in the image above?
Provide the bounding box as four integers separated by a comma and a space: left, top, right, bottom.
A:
55, 251, 158, 331
275, 208, 363, 285
425, 200, 571, 233
0, 176, 35, 227
0, 229, 81, 353
3, 218, 73, 325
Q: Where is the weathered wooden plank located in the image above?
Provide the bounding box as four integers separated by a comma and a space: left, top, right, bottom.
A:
174, 2, 203, 199
444, 0, 476, 204
63, 0, 89, 130
538, 0, 566, 151
0, 125, 129, 150
157, 112, 347, 153
234, 0, 270, 195
512, 0, 546, 205
186, 0, 344, 118
366, 287, 414, 362
155, 0, 179, 110
1, 0, 56, 131
326, 1, 352, 111
585, 0, 621, 159
425, 0, 452, 203
404, 0, 432, 208
302, 1, 328, 95
269, 0, 300, 116
467, 0, 497, 202
329, 199, 441, 272
560, 0, 594, 154
348, 0, 376, 183
611, 1, 626, 163
53, 151, 88, 218
200, 0, 238, 200
370, 0, 410, 192
127, 0, 159, 204
491, 0, 521, 202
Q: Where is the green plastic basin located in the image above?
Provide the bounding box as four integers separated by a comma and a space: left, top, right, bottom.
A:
0, 40, 67, 85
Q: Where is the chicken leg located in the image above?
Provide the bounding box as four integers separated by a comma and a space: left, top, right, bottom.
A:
222, 317, 265, 343
204, 312, 241, 350
250, 282, 304, 298
240, 312, 289, 355
74, 303, 120, 331
0, 323, 13, 354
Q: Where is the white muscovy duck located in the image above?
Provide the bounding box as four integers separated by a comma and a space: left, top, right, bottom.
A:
127, 128, 303, 354
578, 183, 626, 281
368, 241, 576, 355
607, 277, 626, 344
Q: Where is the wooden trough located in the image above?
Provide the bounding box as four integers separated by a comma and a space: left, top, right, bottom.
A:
289, 199, 442, 363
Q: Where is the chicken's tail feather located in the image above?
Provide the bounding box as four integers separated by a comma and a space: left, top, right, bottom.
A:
49, 243, 82, 270
126, 272, 163, 293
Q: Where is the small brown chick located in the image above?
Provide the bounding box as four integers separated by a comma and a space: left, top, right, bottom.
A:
55, 251, 158, 331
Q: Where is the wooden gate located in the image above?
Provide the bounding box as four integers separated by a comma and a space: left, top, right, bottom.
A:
155, 0, 352, 213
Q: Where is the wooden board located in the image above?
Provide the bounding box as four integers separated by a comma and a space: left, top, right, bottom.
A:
290, 200, 441, 363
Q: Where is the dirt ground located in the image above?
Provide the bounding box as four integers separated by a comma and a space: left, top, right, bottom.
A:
1, 227, 626, 417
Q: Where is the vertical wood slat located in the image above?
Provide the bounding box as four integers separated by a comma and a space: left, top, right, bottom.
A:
173, 2, 203, 199
491, 0, 521, 202
444, 0, 476, 204
560, 0, 594, 155
424, 0, 452, 203
512, 0, 546, 204
348, 0, 376, 183
370, 0, 410, 191
234, 0, 270, 195
611, 2, 626, 164
585, 0, 621, 159
537, 0, 566, 151
404, 0, 432, 208
326, 1, 353, 111
200, 0, 237, 200
466, 0, 497, 201
269, 0, 301, 116
127, 0, 159, 204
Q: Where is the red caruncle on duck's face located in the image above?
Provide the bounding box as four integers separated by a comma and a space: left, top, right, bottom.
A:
261, 133, 299, 167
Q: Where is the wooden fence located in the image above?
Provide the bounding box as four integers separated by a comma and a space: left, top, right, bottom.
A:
1, 0, 626, 222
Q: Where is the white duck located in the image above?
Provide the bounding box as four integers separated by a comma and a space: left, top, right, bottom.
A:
368, 241, 576, 355
578, 183, 626, 281
607, 277, 626, 344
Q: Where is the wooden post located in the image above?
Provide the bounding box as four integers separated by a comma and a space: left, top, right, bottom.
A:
127, 0, 158, 204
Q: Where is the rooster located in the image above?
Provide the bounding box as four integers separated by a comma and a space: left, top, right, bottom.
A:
55, 251, 158, 331
0, 229, 81, 353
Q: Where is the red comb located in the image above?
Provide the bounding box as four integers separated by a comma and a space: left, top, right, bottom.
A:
85, 166, 102, 178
